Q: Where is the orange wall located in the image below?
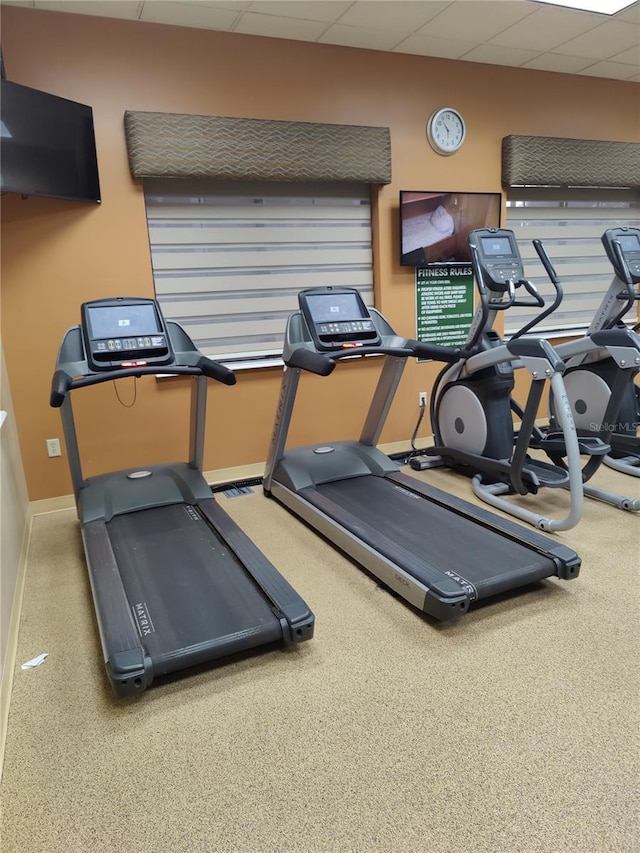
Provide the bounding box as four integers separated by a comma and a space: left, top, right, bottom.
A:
1, 6, 639, 501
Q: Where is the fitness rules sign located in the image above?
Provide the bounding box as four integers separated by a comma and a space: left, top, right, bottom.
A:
415, 263, 474, 358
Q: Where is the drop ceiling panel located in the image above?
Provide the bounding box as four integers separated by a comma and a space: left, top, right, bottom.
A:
489, 7, 603, 50
318, 24, 411, 52
417, 1, 535, 42
611, 44, 640, 62
461, 43, 544, 66
140, 2, 238, 29
233, 12, 328, 40
522, 52, 595, 72
192, 2, 250, 9
554, 18, 640, 59
390, 33, 479, 60
336, 1, 448, 32
244, 1, 352, 23
33, 0, 141, 18
576, 58, 639, 77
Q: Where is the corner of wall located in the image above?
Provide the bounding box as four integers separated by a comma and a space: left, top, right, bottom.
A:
0, 343, 31, 780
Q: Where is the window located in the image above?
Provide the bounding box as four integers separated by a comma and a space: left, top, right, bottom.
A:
504, 188, 640, 337
143, 178, 374, 368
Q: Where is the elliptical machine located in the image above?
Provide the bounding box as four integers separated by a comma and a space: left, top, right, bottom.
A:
551, 227, 640, 478
421, 228, 618, 532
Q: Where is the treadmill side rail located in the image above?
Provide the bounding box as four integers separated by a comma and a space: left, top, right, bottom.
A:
197, 498, 315, 642
82, 520, 153, 697
270, 480, 470, 621
389, 472, 581, 579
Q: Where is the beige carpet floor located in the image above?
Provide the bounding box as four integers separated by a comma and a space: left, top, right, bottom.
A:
1, 462, 639, 853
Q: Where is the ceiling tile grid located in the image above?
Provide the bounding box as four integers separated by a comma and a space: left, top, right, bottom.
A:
2, 0, 639, 80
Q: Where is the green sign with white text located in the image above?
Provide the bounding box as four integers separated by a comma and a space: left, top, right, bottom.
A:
415, 264, 474, 356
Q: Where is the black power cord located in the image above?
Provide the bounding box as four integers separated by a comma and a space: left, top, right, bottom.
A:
113, 377, 137, 408
388, 395, 432, 467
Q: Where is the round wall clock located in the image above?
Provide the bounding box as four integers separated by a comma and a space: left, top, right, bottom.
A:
427, 107, 466, 155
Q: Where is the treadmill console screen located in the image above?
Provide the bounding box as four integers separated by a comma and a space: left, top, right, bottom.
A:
299, 287, 381, 352
602, 227, 640, 283
81, 297, 174, 371
470, 228, 524, 288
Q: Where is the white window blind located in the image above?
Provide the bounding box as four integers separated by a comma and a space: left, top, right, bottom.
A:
505, 192, 640, 337
143, 179, 374, 367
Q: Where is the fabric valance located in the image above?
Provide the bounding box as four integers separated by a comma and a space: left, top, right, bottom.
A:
124, 110, 392, 184
502, 135, 640, 189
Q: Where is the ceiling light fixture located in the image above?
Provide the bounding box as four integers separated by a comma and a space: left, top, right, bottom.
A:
529, 0, 637, 14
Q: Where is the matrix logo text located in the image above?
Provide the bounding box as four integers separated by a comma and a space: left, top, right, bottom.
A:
132, 602, 155, 637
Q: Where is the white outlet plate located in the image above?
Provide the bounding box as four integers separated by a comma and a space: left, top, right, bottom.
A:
418, 392, 427, 407
46, 438, 62, 458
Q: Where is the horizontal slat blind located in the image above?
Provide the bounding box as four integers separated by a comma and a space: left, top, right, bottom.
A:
144, 179, 373, 365
505, 197, 640, 336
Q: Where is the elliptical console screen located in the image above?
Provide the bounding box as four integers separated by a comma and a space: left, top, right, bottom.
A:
618, 234, 640, 253
299, 287, 380, 352
479, 236, 514, 257
470, 228, 524, 287
602, 227, 640, 283
81, 297, 174, 371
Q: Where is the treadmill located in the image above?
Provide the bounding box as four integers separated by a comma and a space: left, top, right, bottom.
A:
50, 297, 314, 697
263, 286, 581, 621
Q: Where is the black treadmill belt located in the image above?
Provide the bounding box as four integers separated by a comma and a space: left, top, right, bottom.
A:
108, 504, 282, 670
304, 476, 557, 599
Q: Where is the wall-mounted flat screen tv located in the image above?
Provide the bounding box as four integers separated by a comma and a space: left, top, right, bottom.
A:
399, 191, 501, 266
0, 79, 101, 203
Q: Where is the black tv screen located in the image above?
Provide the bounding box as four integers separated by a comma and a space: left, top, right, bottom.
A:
399, 191, 501, 266
0, 80, 101, 203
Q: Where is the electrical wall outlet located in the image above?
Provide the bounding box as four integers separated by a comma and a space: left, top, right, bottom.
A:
418, 391, 427, 407
46, 438, 62, 458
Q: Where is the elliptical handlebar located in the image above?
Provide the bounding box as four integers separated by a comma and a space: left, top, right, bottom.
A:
609, 239, 638, 325
533, 238, 559, 283
514, 279, 545, 309
510, 239, 564, 339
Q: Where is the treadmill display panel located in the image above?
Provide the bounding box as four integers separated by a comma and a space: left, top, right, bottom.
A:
87, 302, 160, 339
81, 297, 174, 371
299, 287, 380, 351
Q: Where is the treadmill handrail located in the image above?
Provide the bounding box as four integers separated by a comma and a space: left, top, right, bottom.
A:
408, 340, 464, 363
285, 341, 461, 375
285, 348, 336, 376
50, 357, 236, 408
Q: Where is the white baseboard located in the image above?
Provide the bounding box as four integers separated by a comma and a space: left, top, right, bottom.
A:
28, 494, 76, 515
205, 462, 266, 486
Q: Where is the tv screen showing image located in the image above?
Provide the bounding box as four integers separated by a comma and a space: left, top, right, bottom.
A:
0, 79, 101, 203
399, 191, 501, 267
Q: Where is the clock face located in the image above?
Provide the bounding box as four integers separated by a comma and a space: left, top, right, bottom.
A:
427, 108, 466, 155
